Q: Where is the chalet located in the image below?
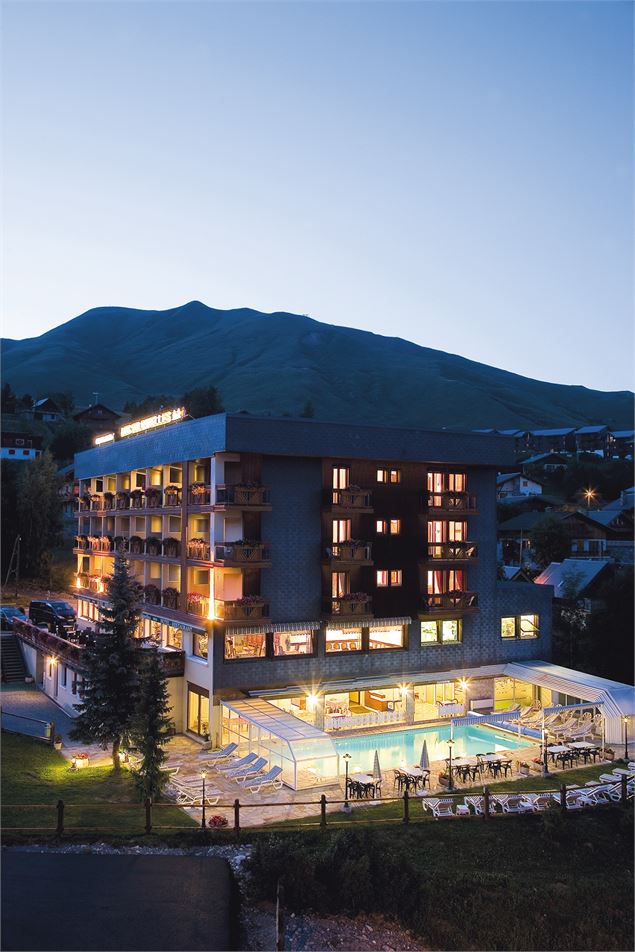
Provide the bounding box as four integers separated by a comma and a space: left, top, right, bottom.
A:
520, 452, 569, 473
30, 397, 65, 423
497, 509, 623, 565
496, 472, 543, 500
534, 558, 613, 610
608, 430, 634, 460
527, 428, 576, 454
0, 432, 42, 461
574, 425, 610, 457
72, 403, 122, 432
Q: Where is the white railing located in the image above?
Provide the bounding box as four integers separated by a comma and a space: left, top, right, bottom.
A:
325, 709, 404, 731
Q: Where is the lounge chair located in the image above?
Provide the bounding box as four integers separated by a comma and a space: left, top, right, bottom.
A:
611, 768, 635, 778
581, 783, 619, 805
498, 795, 534, 814
226, 756, 268, 782
201, 742, 238, 764
216, 752, 258, 773
464, 795, 486, 815
599, 772, 625, 784
242, 765, 284, 793
523, 792, 556, 812
421, 798, 456, 819
168, 777, 221, 806
550, 789, 589, 810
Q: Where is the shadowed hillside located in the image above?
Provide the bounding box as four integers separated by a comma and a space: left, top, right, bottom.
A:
2, 301, 632, 429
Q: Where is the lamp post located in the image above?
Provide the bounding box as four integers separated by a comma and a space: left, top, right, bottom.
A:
542, 726, 550, 778
624, 717, 629, 761
200, 770, 207, 830
343, 753, 351, 810
447, 738, 455, 792
584, 488, 596, 511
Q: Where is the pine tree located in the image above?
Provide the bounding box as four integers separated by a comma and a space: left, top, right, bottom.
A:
131, 645, 174, 801
71, 553, 141, 770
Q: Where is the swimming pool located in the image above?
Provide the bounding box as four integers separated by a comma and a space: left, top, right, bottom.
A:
331, 723, 533, 774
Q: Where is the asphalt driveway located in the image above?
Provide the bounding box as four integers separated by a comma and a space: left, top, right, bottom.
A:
1, 852, 236, 951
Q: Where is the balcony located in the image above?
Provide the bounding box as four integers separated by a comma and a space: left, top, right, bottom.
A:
154, 649, 185, 678
188, 484, 212, 506
214, 542, 271, 567
214, 485, 271, 510
329, 488, 373, 512
326, 541, 373, 565
426, 491, 477, 513
186, 594, 210, 617
322, 594, 373, 619
12, 619, 88, 672
214, 597, 270, 623
418, 591, 478, 615
187, 539, 211, 561
425, 542, 478, 562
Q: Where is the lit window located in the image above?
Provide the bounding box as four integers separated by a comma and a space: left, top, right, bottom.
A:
441, 620, 461, 642
520, 614, 539, 639
501, 617, 516, 639
378, 468, 401, 483
369, 626, 404, 649
273, 631, 313, 656
326, 627, 362, 652
390, 519, 401, 534
376, 570, 389, 587
377, 469, 388, 483
420, 621, 438, 644
390, 570, 402, 586
376, 520, 388, 534
193, 632, 208, 658
225, 633, 266, 659
332, 466, 349, 490
332, 519, 351, 543
389, 469, 401, 484
421, 619, 462, 644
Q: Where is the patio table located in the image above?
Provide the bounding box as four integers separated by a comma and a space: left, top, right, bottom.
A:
349, 773, 377, 798
402, 766, 430, 790
567, 742, 600, 764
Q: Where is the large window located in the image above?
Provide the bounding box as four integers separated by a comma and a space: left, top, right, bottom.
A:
427, 569, 465, 593
421, 619, 462, 644
428, 520, 466, 542
376, 519, 401, 534
376, 569, 402, 587
377, 468, 401, 484
273, 630, 314, 656
187, 684, 210, 738
166, 625, 183, 649
501, 615, 539, 640
326, 627, 362, 652
332, 519, 351, 542
193, 631, 208, 658
332, 572, 349, 598
427, 472, 466, 492
332, 466, 349, 489
225, 633, 266, 659
369, 626, 405, 649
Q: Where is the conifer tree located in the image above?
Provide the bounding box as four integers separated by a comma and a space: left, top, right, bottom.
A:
71, 553, 141, 770
131, 645, 173, 800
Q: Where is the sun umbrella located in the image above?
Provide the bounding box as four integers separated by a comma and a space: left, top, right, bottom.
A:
420, 739, 430, 771
372, 749, 382, 783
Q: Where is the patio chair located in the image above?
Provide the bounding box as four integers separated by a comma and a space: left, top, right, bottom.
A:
226, 756, 268, 782
201, 742, 238, 765
242, 765, 284, 793
216, 752, 258, 773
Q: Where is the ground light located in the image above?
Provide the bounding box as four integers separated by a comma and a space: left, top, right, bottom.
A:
342, 753, 351, 812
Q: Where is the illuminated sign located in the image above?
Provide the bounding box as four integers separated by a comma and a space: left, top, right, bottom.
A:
94, 432, 115, 446
120, 407, 186, 439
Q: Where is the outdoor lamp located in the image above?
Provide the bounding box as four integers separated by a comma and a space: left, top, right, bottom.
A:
343, 753, 352, 810
624, 717, 629, 760
200, 769, 207, 829
447, 738, 455, 792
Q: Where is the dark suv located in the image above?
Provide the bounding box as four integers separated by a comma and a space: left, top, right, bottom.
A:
28, 600, 77, 637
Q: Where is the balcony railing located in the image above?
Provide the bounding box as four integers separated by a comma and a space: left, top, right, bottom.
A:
426, 491, 477, 512
426, 542, 478, 561
420, 591, 478, 613
323, 594, 373, 617
186, 594, 210, 617
214, 485, 271, 508
330, 488, 373, 510
187, 540, 211, 561
188, 485, 211, 506
214, 598, 270, 622
214, 543, 270, 565
327, 542, 373, 563
12, 620, 87, 672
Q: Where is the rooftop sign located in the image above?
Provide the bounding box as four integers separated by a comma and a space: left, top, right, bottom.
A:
94, 432, 115, 446
120, 407, 186, 439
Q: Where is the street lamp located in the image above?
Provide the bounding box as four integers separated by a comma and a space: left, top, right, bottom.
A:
200, 769, 207, 829
624, 717, 629, 761
343, 753, 352, 810
541, 726, 550, 778
447, 738, 455, 792
584, 488, 596, 510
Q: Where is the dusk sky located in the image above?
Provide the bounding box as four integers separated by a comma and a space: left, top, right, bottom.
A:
2, 0, 633, 392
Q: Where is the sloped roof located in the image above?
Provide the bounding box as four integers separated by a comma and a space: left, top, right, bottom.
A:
583, 510, 631, 528
498, 510, 573, 532
531, 428, 575, 437
575, 425, 608, 435
609, 430, 634, 439
521, 452, 569, 465
533, 558, 612, 597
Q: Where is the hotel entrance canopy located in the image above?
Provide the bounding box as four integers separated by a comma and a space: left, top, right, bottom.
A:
220, 697, 339, 789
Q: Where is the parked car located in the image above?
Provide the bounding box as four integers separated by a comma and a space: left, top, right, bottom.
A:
0, 605, 28, 631
28, 600, 76, 636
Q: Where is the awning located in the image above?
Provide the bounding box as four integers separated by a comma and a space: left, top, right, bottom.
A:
230, 621, 321, 636
368, 617, 411, 628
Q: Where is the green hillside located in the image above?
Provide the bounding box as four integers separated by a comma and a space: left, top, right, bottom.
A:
2, 301, 632, 429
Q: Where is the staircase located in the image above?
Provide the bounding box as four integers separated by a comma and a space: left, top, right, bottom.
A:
1, 635, 27, 682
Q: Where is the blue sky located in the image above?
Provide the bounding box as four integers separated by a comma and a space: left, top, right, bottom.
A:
2, 0, 633, 391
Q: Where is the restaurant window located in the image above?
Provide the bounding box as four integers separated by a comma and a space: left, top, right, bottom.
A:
169, 467, 181, 483
273, 630, 314, 656
187, 684, 210, 738
166, 625, 183, 649
421, 619, 462, 644
325, 627, 362, 652
390, 519, 401, 534
501, 617, 516, 639
224, 633, 267, 659
369, 626, 405, 649
193, 631, 208, 658
332, 519, 351, 543
520, 614, 539, 639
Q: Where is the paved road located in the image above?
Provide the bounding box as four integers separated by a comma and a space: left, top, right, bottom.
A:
1, 853, 236, 951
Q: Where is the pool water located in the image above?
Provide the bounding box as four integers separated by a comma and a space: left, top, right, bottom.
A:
330, 724, 533, 774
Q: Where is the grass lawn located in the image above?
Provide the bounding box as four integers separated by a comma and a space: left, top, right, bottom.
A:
1, 731, 197, 837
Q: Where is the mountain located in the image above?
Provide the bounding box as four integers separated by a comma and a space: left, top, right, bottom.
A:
1, 301, 633, 430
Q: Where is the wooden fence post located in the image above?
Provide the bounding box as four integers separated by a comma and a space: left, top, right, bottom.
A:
402, 789, 410, 824
560, 784, 567, 814
144, 797, 152, 834
483, 786, 490, 818
56, 799, 64, 835
234, 798, 241, 839
276, 880, 285, 951
320, 794, 327, 829
621, 774, 628, 805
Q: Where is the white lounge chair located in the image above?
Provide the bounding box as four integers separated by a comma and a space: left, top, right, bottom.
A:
168, 777, 221, 806
216, 752, 258, 773
422, 798, 456, 819
201, 742, 238, 764
226, 756, 268, 782
242, 765, 284, 793
464, 795, 486, 815
498, 795, 534, 814
550, 789, 589, 810
523, 792, 556, 812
